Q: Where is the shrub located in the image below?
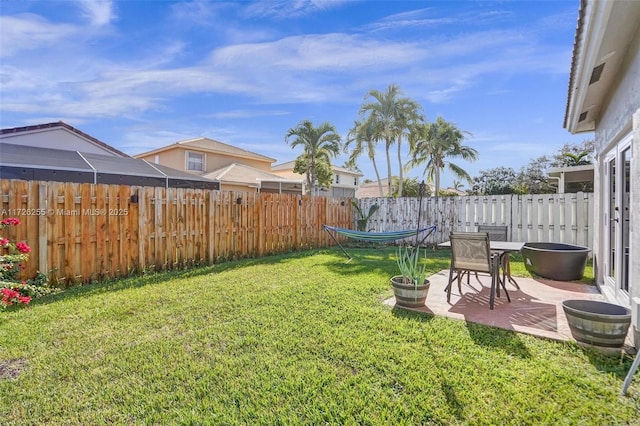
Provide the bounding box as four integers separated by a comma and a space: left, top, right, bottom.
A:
0, 218, 58, 310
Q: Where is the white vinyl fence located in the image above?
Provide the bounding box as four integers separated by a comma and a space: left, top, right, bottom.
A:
357, 192, 593, 248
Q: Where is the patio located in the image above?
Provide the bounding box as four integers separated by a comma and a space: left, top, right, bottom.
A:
385, 270, 635, 351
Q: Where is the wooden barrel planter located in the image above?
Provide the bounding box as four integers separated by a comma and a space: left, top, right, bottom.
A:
391, 276, 430, 308
562, 300, 631, 348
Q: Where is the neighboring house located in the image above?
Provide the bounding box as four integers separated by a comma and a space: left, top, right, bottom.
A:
135, 137, 301, 193
355, 178, 395, 198
547, 164, 595, 193
564, 0, 640, 346
440, 187, 467, 196
0, 121, 129, 157
271, 161, 362, 197
0, 122, 219, 189
203, 163, 304, 194
355, 178, 438, 198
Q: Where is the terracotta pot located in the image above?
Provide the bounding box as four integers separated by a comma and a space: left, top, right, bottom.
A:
391, 275, 430, 308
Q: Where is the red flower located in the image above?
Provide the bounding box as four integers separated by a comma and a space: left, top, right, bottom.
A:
0, 238, 8, 246
1, 288, 18, 305
1, 287, 31, 307
0, 218, 20, 226
15, 242, 31, 254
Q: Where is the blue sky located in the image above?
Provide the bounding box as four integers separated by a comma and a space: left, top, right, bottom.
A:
0, 0, 592, 189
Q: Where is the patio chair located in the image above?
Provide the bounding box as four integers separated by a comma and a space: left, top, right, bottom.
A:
477, 225, 508, 242
445, 231, 495, 290
477, 225, 517, 289
446, 231, 508, 310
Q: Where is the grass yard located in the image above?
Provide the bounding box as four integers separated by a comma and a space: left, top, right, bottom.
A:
1, 246, 638, 425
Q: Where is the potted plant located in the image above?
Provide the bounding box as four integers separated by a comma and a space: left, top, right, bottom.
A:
391, 244, 430, 308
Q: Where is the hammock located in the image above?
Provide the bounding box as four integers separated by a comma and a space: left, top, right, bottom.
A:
323, 224, 437, 260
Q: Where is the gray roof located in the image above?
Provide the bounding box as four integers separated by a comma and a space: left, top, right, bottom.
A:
82, 152, 167, 178
0, 142, 219, 188
1, 142, 94, 171
0, 121, 130, 157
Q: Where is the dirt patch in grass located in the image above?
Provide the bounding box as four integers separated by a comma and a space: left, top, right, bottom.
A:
0, 358, 27, 380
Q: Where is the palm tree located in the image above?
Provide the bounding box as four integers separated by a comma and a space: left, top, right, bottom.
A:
562, 151, 591, 166
285, 120, 341, 195
408, 116, 478, 195
391, 177, 426, 197
345, 119, 384, 197
359, 84, 421, 197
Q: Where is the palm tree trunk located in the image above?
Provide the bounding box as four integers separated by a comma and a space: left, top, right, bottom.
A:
385, 141, 392, 197
310, 158, 316, 196
306, 174, 313, 195
372, 157, 383, 197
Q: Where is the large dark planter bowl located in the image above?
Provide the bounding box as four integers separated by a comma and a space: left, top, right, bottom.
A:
522, 242, 591, 281
562, 300, 631, 348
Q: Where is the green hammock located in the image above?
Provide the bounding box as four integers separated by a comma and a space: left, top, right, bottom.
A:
323, 224, 437, 259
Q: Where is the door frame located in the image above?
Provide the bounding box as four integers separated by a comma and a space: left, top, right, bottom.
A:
602, 132, 632, 306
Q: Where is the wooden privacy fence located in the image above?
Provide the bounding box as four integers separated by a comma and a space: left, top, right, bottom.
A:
0, 180, 352, 284
358, 192, 593, 248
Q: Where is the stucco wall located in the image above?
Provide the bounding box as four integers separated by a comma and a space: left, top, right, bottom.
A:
270, 169, 303, 180
595, 24, 640, 150
138, 150, 185, 172
138, 147, 272, 175
591, 26, 639, 344
204, 155, 269, 173
273, 168, 359, 194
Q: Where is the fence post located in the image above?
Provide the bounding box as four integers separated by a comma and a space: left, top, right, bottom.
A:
38, 182, 48, 276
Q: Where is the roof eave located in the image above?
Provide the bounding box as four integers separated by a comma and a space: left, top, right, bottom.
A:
564, 0, 640, 134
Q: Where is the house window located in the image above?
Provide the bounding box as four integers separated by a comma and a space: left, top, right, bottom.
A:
186, 152, 204, 171
353, 177, 357, 186
335, 174, 340, 184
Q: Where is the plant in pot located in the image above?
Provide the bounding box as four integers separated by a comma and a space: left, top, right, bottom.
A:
391, 244, 430, 308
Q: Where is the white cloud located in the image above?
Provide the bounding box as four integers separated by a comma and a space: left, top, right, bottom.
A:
76, 0, 115, 26
210, 33, 425, 74
0, 14, 77, 57
170, 0, 233, 27
244, 0, 349, 19
210, 109, 290, 119
365, 8, 513, 32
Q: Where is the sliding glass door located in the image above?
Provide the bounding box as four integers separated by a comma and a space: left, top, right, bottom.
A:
604, 135, 631, 302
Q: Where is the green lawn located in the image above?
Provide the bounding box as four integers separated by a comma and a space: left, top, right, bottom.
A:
1, 247, 637, 425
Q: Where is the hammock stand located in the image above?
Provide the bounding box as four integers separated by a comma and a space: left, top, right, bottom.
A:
323, 224, 437, 260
